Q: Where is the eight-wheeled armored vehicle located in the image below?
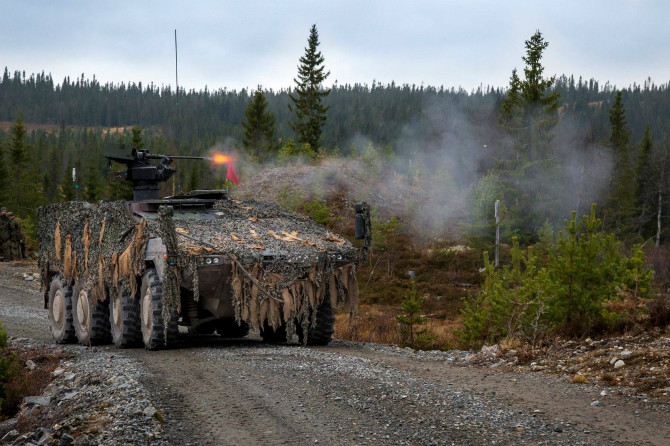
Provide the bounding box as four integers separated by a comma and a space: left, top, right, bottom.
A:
37, 147, 370, 349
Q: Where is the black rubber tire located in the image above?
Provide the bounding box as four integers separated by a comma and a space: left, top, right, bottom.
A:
140, 268, 178, 350
110, 290, 142, 348
260, 321, 287, 343
73, 288, 111, 345
298, 298, 335, 346
47, 276, 77, 344
216, 319, 250, 338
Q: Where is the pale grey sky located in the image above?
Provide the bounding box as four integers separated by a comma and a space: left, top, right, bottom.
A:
2, 0, 669, 92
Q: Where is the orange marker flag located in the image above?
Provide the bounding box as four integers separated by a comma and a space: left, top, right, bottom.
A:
226, 160, 239, 186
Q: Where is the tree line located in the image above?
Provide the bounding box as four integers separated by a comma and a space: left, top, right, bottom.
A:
1, 27, 670, 249
2, 64, 669, 153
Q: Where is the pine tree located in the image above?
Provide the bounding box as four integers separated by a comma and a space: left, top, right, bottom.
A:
61, 161, 76, 201
635, 125, 654, 237
604, 90, 637, 239
396, 281, 427, 347
7, 114, 35, 216
652, 142, 670, 247
106, 130, 136, 201
242, 86, 277, 161
497, 30, 560, 241
289, 24, 331, 150
187, 163, 200, 192
43, 146, 62, 203
84, 156, 101, 202
0, 145, 8, 206
130, 125, 144, 150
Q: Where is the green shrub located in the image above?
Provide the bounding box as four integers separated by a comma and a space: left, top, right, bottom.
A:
277, 139, 316, 164
459, 205, 654, 347
0, 321, 19, 419
396, 282, 438, 349
396, 282, 426, 345
549, 205, 652, 333
302, 200, 331, 226
0, 323, 7, 350
459, 239, 554, 347
276, 186, 305, 212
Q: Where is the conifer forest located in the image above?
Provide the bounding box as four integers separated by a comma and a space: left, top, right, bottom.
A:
2, 29, 670, 345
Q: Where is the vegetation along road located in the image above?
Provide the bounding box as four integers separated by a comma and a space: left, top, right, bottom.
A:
0, 263, 668, 445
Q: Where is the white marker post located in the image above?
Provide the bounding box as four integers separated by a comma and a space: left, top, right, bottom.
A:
73, 166, 79, 201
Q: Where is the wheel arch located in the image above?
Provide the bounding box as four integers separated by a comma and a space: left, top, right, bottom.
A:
145, 237, 166, 280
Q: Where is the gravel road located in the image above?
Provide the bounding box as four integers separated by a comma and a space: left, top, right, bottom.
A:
1, 263, 669, 445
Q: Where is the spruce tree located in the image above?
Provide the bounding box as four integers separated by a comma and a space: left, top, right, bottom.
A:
84, 156, 101, 202
242, 86, 277, 161
635, 125, 654, 237
289, 24, 331, 150
7, 114, 35, 216
130, 125, 144, 150
497, 30, 560, 241
604, 90, 637, 239
106, 130, 136, 201
187, 163, 200, 192
43, 146, 62, 203
61, 161, 76, 201
0, 145, 8, 206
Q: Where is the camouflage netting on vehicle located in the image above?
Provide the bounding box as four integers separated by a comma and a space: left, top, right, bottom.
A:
145, 198, 360, 342
38, 198, 360, 344
37, 201, 149, 305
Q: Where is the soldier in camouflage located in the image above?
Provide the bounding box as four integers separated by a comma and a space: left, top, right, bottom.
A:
0, 207, 10, 261
7, 212, 25, 260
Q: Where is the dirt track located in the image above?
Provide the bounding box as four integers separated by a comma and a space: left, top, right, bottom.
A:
1, 262, 669, 445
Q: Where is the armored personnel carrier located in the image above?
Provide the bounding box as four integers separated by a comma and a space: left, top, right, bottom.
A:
37, 147, 370, 349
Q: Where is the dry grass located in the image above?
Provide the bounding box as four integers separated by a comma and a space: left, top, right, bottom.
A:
1, 347, 64, 420
335, 304, 461, 350
600, 373, 617, 385
572, 375, 588, 384
335, 306, 402, 345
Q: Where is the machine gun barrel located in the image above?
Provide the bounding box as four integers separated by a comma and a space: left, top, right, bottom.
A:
141, 153, 204, 160
135, 149, 204, 161
103, 146, 207, 201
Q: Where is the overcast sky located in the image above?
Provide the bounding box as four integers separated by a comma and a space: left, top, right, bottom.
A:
2, 0, 669, 93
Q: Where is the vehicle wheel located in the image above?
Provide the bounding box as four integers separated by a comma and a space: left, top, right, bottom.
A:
216, 319, 250, 338
140, 268, 178, 350
73, 289, 111, 345
260, 321, 287, 343
47, 276, 76, 344
110, 290, 142, 348
298, 298, 335, 346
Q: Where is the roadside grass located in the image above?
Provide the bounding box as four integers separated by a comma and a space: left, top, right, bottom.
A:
334, 305, 462, 350
1, 342, 64, 420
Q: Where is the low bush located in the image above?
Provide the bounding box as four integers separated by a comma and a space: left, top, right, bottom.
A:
0, 322, 19, 420
276, 186, 305, 212
459, 205, 655, 348
301, 199, 331, 226
1, 322, 64, 420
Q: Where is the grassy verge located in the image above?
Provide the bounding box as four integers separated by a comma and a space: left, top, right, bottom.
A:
1, 325, 64, 421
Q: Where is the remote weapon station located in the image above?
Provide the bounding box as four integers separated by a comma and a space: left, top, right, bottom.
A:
37, 147, 370, 349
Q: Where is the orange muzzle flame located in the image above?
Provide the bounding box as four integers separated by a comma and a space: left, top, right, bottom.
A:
211, 153, 232, 164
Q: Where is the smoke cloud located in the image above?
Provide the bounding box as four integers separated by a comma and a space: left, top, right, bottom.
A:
227, 96, 615, 241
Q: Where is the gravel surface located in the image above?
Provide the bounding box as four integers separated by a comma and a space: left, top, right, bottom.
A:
1, 339, 168, 446
2, 261, 670, 445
